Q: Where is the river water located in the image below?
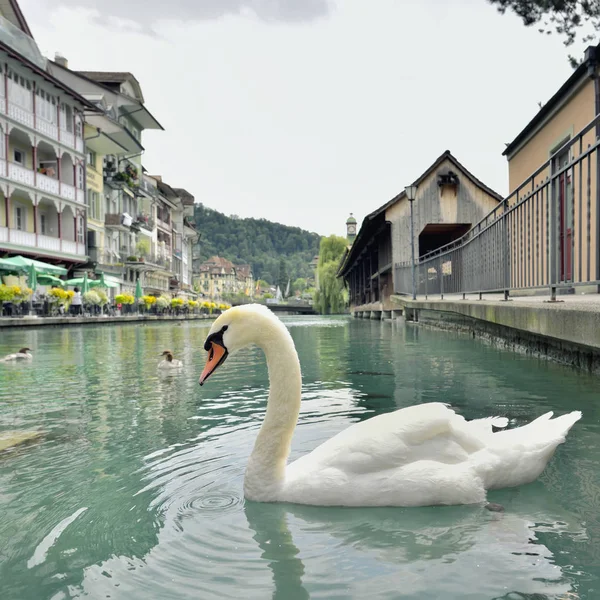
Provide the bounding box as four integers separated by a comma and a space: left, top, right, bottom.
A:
0, 316, 599, 600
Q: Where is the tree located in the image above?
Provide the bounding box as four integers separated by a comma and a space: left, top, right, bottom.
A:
292, 277, 307, 294
488, 0, 599, 64
314, 235, 348, 315
277, 258, 288, 292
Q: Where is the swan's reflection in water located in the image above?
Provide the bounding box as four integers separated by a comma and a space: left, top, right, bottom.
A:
76, 467, 582, 600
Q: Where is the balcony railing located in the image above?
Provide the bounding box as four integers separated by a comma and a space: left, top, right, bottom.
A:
0, 79, 84, 155
0, 226, 86, 256
0, 160, 84, 203
393, 112, 600, 301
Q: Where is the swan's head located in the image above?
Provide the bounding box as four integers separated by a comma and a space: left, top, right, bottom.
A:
199, 304, 283, 386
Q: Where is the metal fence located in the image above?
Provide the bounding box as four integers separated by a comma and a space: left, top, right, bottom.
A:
395, 114, 600, 300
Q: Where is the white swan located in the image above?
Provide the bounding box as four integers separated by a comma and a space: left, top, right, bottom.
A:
158, 350, 182, 369
199, 304, 582, 507
0, 347, 32, 363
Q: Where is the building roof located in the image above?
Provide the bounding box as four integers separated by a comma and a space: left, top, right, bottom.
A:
76, 71, 144, 102
235, 264, 252, 278
0, 43, 99, 111
1, 0, 33, 36
503, 43, 599, 158
346, 213, 357, 224
173, 188, 195, 206
337, 149, 503, 277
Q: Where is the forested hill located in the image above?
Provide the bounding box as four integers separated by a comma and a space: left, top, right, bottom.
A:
193, 203, 321, 284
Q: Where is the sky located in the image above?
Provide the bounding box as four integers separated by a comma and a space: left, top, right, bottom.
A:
20, 0, 589, 237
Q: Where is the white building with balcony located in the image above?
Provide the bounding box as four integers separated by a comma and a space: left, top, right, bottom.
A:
48, 62, 164, 293
0, 8, 93, 265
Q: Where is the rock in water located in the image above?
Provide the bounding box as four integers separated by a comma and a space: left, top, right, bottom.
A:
485, 502, 505, 512
0, 431, 43, 452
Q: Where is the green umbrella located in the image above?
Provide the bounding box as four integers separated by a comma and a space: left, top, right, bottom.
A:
0, 257, 27, 273
81, 271, 90, 295
37, 274, 64, 287
135, 278, 143, 301
2, 255, 67, 276
27, 263, 37, 291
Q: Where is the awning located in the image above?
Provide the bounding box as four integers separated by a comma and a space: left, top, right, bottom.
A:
84, 114, 144, 154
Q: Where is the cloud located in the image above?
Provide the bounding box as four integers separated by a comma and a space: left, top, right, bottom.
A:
52, 0, 333, 29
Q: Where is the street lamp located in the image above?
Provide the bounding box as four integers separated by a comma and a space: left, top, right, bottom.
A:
404, 184, 418, 301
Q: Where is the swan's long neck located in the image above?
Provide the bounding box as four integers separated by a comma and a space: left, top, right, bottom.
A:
244, 325, 302, 501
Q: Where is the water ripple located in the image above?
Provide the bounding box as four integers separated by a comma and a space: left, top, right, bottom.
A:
0, 317, 599, 599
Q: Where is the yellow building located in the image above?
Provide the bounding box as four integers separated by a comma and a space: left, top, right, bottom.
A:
502, 43, 600, 292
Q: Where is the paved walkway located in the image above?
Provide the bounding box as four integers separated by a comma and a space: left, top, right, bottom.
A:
404, 292, 600, 313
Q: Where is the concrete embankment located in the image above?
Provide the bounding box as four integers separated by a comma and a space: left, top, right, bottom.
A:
0, 314, 216, 329
382, 294, 600, 374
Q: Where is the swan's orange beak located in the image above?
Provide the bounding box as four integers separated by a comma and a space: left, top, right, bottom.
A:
199, 342, 228, 386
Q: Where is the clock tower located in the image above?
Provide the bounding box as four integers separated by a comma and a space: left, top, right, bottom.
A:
346, 213, 357, 244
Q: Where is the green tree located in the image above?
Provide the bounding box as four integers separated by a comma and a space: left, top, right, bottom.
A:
314, 235, 348, 315
489, 0, 599, 65
277, 258, 289, 292
292, 278, 307, 294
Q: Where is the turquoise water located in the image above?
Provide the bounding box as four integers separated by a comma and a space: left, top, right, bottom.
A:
0, 316, 599, 600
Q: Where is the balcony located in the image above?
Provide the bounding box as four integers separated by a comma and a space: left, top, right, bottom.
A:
135, 214, 155, 231
105, 213, 132, 231
0, 160, 85, 204
0, 226, 86, 258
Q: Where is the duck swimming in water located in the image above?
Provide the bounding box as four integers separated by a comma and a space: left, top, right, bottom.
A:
158, 350, 182, 369
0, 347, 32, 362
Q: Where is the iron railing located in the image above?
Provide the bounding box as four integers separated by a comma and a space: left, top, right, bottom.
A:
395, 113, 600, 300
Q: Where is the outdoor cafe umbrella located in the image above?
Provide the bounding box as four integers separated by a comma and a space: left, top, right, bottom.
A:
81, 271, 90, 295
134, 278, 143, 301
0, 257, 27, 273
37, 274, 64, 287
2, 255, 67, 276
27, 263, 37, 291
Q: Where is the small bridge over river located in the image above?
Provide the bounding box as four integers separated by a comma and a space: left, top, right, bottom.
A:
231, 302, 316, 315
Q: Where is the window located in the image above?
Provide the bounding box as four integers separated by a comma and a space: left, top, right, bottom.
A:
7, 70, 32, 110
13, 148, 25, 165
13, 205, 25, 231
36, 89, 57, 123
40, 213, 47, 235
86, 150, 97, 167
77, 216, 84, 244
87, 190, 102, 221
76, 163, 84, 189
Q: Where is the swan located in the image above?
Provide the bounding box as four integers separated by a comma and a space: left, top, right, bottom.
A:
158, 350, 182, 369
198, 304, 582, 507
0, 347, 32, 363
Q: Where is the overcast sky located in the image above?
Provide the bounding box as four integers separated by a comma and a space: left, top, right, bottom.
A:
21, 0, 586, 237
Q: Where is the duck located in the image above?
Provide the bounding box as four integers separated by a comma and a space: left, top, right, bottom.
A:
158, 350, 182, 369
198, 304, 582, 508
0, 347, 33, 363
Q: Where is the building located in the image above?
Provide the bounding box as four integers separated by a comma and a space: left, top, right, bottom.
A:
502, 43, 600, 291
48, 62, 165, 294
196, 255, 253, 299
0, 8, 97, 268
172, 187, 200, 294
235, 263, 254, 296
346, 213, 357, 244
338, 150, 502, 313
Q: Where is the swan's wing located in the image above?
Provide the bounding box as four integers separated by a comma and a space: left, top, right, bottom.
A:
289, 402, 489, 476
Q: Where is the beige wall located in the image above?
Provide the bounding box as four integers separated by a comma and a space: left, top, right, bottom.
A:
507, 79, 595, 193
386, 157, 501, 269
506, 76, 598, 287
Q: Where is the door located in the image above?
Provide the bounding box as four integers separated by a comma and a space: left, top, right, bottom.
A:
555, 149, 572, 282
